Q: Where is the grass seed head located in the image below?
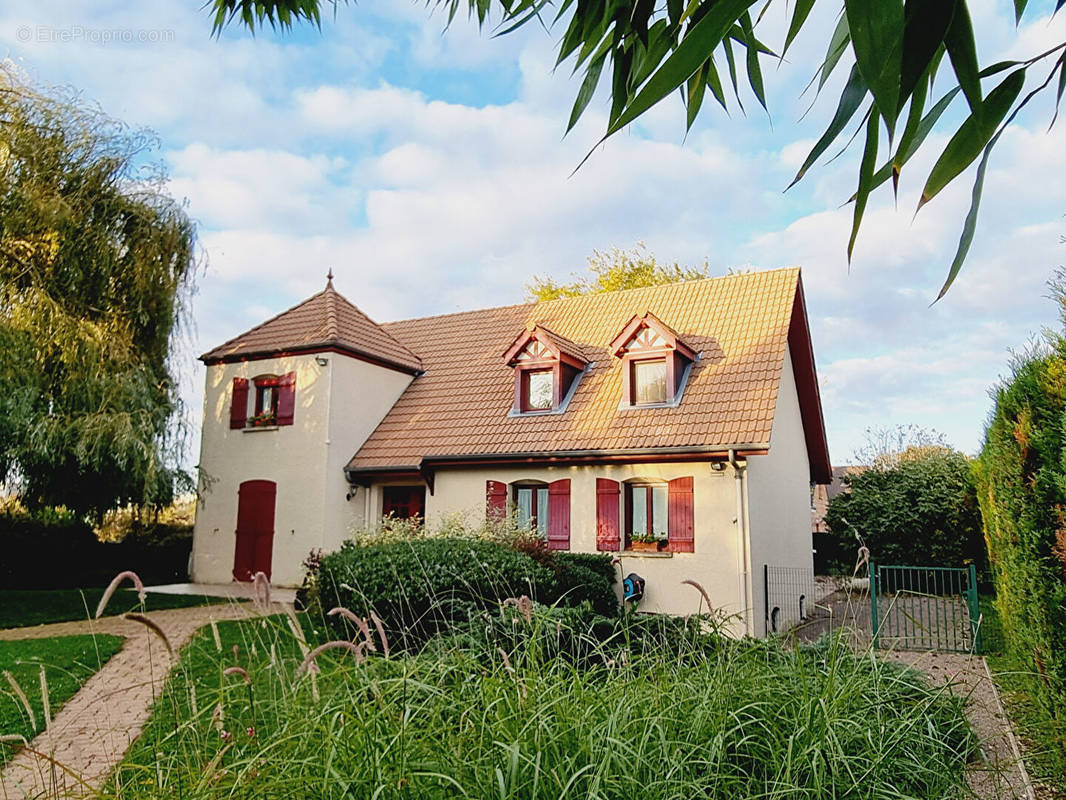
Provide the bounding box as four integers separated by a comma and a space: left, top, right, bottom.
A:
96, 570, 147, 618
3, 670, 35, 730
124, 612, 174, 657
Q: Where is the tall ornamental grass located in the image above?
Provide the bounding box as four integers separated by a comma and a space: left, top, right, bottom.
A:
105, 605, 974, 800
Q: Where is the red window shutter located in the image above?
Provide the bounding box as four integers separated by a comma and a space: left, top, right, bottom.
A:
230, 377, 248, 429
276, 372, 296, 426
596, 478, 620, 551
668, 476, 695, 552
486, 480, 508, 521
547, 479, 570, 551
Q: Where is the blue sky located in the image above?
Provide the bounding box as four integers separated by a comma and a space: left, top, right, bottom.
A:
3, 1, 1065, 465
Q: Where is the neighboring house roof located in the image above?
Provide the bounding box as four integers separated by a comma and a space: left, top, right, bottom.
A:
200, 276, 423, 374
811, 465, 867, 532
347, 267, 831, 482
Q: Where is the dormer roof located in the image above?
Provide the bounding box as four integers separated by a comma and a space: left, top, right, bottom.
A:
200, 277, 423, 374
503, 324, 589, 368
609, 311, 697, 360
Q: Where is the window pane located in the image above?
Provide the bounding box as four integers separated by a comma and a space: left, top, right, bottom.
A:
651, 485, 668, 538
526, 370, 553, 410
517, 488, 533, 529
631, 486, 648, 535
536, 488, 549, 537
633, 360, 667, 405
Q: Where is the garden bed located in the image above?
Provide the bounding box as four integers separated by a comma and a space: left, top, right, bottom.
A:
101, 609, 976, 799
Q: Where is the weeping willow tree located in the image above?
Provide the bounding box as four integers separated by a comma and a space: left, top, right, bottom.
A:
0, 66, 197, 518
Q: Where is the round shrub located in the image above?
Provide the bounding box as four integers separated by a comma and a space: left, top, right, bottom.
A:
313, 537, 554, 649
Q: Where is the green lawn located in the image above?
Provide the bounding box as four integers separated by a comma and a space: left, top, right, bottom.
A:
979, 596, 1066, 797
0, 633, 124, 765
102, 612, 974, 800
0, 589, 230, 630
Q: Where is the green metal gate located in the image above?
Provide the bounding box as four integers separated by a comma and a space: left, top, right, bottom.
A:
870, 563, 981, 653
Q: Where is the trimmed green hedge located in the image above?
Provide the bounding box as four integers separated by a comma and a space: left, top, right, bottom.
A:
311, 539, 620, 648
975, 344, 1066, 726
0, 514, 191, 589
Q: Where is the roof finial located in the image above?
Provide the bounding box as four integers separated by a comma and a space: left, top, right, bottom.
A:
326, 268, 334, 286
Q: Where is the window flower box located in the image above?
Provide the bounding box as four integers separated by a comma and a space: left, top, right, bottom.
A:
248, 411, 277, 428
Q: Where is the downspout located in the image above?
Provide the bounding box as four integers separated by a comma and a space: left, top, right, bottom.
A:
730, 449, 753, 636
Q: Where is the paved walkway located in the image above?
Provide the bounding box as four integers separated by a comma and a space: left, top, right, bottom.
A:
0, 602, 289, 799
144, 582, 297, 604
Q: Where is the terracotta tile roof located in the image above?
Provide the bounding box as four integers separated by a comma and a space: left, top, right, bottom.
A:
200, 279, 423, 373
347, 267, 830, 477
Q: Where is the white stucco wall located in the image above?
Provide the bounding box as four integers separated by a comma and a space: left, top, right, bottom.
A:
415, 462, 745, 629
745, 345, 815, 635
191, 352, 413, 587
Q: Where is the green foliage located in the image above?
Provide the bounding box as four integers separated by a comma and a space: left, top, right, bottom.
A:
0, 66, 198, 517
108, 612, 973, 799
975, 335, 1066, 723
549, 558, 617, 616
525, 243, 708, 302
305, 515, 621, 622
824, 448, 985, 569
0, 507, 193, 589
0, 634, 123, 765
209, 0, 1066, 291
312, 537, 557, 648
979, 597, 1066, 787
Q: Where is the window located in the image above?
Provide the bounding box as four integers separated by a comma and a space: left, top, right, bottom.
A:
514, 483, 549, 536
230, 373, 296, 429
255, 383, 279, 422
382, 485, 425, 520
504, 325, 588, 415
626, 482, 668, 545
609, 312, 697, 408
631, 358, 668, 405
522, 369, 554, 411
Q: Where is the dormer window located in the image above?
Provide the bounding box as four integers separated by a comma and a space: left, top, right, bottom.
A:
503, 324, 588, 415
609, 312, 697, 408
522, 369, 554, 411
631, 358, 668, 405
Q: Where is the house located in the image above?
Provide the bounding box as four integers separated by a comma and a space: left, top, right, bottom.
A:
191, 267, 831, 635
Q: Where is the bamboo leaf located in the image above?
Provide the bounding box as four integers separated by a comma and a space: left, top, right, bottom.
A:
945, 1, 982, 114
890, 71, 928, 195
723, 34, 745, 110
1050, 53, 1066, 128
740, 13, 768, 111
849, 108, 880, 262
604, 0, 758, 136
782, 0, 816, 59
898, 0, 954, 106
686, 62, 708, 129
567, 54, 606, 133
919, 68, 1025, 209
845, 0, 905, 131
816, 14, 851, 92
789, 64, 867, 189
706, 58, 729, 111
936, 128, 1001, 300
1013, 0, 1028, 23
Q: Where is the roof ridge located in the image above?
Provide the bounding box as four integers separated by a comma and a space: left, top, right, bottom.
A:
380, 267, 801, 328
201, 285, 330, 358
324, 283, 340, 341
